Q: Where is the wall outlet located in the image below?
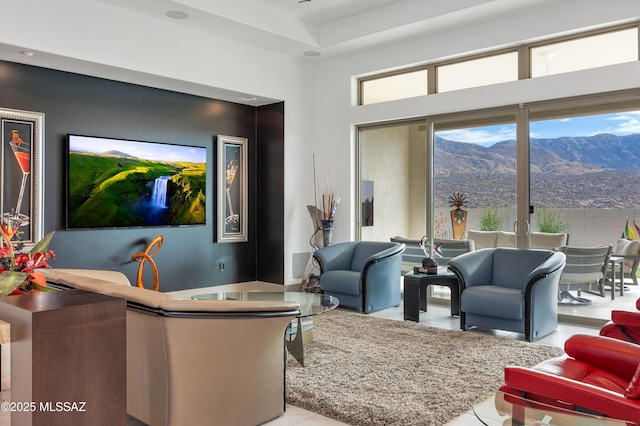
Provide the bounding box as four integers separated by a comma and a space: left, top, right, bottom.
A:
218, 262, 225, 272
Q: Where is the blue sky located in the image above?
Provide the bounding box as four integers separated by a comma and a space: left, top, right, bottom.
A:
69, 135, 207, 163
437, 110, 640, 145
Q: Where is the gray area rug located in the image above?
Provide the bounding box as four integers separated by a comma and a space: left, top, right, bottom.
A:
286, 309, 565, 425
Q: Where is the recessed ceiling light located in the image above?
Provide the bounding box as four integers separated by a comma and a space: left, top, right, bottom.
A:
243, 97, 258, 102
303, 51, 321, 57
166, 10, 189, 20
21, 51, 34, 57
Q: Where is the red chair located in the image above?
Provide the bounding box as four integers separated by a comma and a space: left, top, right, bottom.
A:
500, 334, 640, 424
600, 297, 640, 344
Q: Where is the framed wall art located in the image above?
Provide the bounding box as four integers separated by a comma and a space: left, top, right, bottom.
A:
217, 135, 248, 243
0, 107, 44, 248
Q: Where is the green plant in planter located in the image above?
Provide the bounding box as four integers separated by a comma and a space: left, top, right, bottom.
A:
478, 207, 504, 231
536, 207, 569, 233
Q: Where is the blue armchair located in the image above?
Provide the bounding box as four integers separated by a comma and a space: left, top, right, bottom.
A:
313, 241, 405, 313
448, 248, 566, 342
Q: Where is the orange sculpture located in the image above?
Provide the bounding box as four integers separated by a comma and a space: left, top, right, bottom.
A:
132, 235, 163, 291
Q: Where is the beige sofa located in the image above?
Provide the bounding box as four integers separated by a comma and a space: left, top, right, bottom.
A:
466, 230, 568, 250
38, 268, 300, 426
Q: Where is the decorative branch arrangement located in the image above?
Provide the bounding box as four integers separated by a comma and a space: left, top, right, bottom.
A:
311, 155, 341, 246
322, 192, 340, 222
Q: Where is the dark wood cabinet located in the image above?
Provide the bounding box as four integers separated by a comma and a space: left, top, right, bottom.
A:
0, 289, 126, 426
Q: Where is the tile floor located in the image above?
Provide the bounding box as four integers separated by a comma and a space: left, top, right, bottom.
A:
0, 281, 624, 425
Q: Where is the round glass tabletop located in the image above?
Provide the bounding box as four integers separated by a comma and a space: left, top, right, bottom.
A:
191, 291, 339, 318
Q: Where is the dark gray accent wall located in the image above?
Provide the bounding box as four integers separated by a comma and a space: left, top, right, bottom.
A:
256, 102, 285, 283
0, 60, 284, 290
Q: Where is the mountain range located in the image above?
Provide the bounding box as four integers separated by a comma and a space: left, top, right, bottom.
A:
434, 133, 640, 208
435, 133, 640, 175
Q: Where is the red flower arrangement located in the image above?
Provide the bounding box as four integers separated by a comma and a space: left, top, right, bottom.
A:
0, 216, 55, 296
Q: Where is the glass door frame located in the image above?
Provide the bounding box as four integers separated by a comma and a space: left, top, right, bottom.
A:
428, 106, 528, 250
516, 104, 531, 247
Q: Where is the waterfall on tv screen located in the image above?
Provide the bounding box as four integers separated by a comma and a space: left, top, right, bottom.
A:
151, 176, 170, 209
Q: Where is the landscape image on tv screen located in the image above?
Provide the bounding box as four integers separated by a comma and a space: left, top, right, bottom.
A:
67, 135, 207, 229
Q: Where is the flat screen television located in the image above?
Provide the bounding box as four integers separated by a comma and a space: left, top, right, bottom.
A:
66, 134, 207, 229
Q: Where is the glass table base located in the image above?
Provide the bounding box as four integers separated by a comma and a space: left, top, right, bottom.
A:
474, 391, 636, 425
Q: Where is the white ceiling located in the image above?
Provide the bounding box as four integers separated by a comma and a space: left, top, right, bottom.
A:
96, 0, 558, 60
0, 0, 589, 105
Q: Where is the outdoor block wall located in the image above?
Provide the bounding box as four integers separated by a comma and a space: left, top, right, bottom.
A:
436, 207, 639, 248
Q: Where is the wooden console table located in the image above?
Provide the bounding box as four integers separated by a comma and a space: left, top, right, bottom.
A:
0, 289, 126, 426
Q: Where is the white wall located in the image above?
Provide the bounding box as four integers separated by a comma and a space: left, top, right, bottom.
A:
314, 0, 640, 253
2, 0, 640, 284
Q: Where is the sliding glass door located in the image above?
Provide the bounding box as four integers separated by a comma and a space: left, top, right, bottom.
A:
357, 111, 529, 248
356, 91, 640, 323
432, 111, 519, 245
528, 108, 640, 246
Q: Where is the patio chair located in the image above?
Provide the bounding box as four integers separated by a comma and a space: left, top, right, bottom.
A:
557, 245, 612, 305
434, 238, 475, 266
390, 236, 474, 274
390, 236, 425, 275
607, 238, 640, 289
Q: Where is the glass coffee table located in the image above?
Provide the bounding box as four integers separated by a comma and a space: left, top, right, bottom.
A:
191, 292, 339, 366
473, 391, 636, 425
